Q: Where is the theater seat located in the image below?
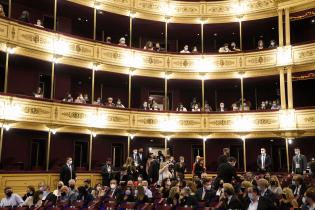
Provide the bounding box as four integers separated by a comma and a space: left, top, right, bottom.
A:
156, 204, 173, 210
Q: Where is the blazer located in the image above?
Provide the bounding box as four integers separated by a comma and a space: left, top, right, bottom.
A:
195, 188, 216, 205
225, 195, 243, 210
257, 154, 272, 170
261, 188, 276, 203
292, 154, 307, 173
245, 196, 277, 210
217, 162, 238, 183
60, 164, 76, 186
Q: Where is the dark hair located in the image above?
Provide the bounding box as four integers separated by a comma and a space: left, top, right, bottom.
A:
4, 187, 12, 192
78, 186, 87, 195
228, 157, 236, 162
306, 188, 315, 201
251, 186, 260, 195
27, 185, 35, 193
33, 190, 43, 204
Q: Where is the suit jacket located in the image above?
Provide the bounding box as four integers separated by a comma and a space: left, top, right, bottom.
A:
292, 154, 307, 173
225, 195, 243, 210
101, 164, 112, 177
257, 154, 272, 170
60, 164, 76, 185
148, 159, 159, 183
290, 183, 307, 197
105, 188, 123, 204
195, 188, 216, 205
261, 188, 275, 203
217, 162, 238, 183
245, 196, 277, 210
217, 154, 228, 167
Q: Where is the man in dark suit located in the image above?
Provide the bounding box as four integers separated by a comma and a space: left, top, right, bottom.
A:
217, 183, 243, 210
131, 149, 139, 166
104, 179, 123, 204
292, 147, 308, 174
60, 157, 76, 186
257, 178, 275, 203
245, 186, 277, 210
217, 147, 230, 167
148, 155, 159, 184
195, 178, 216, 206
257, 148, 272, 172
101, 158, 113, 187
216, 156, 239, 184
290, 174, 307, 205
137, 148, 147, 178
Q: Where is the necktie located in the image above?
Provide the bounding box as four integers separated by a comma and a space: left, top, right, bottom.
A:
69, 165, 72, 179
262, 155, 265, 168
202, 189, 206, 200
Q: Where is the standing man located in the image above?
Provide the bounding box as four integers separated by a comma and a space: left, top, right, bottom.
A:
257, 148, 272, 172
60, 157, 76, 186
217, 148, 230, 167
292, 147, 307, 174
132, 149, 139, 166
137, 148, 147, 179
101, 158, 113, 186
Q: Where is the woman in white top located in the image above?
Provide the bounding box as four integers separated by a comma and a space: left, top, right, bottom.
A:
158, 156, 173, 185
53, 181, 64, 197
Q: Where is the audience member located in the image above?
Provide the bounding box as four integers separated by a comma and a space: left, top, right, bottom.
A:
219, 43, 231, 53
116, 98, 125, 108
105, 97, 115, 107
144, 41, 154, 50
60, 157, 76, 186
0, 4, 5, 17
0, 187, 23, 207
257, 40, 264, 50
269, 40, 277, 48
105, 36, 112, 44
74, 93, 86, 104
19, 10, 30, 23
246, 186, 277, 210
118, 37, 127, 47
35, 19, 44, 28
176, 103, 187, 112
62, 93, 74, 102
180, 45, 190, 53
292, 147, 308, 175
257, 147, 272, 172
34, 87, 44, 98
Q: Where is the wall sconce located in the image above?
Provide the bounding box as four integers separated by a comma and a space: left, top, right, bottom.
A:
129, 134, 135, 140
6, 44, 16, 54
49, 128, 57, 135
129, 11, 136, 19
52, 54, 62, 64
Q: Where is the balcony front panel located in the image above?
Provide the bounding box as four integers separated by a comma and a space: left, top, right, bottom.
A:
1, 18, 315, 77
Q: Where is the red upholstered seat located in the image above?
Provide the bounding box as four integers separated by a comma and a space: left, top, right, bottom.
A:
156, 204, 173, 210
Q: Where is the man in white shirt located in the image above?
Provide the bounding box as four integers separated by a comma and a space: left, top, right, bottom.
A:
140, 181, 152, 199
0, 187, 23, 207
246, 186, 276, 210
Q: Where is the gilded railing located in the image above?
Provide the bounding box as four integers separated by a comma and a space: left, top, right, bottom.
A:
1, 95, 315, 136
0, 18, 315, 78
66, 0, 315, 23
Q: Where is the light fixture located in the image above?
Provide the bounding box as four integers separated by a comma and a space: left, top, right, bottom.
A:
129, 11, 136, 19
199, 73, 207, 80
203, 137, 207, 142
149, 147, 152, 152
241, 136, 246, 141
233, 0, 248, 17
161, 3, 175, 17
91, 131, 97, 138
49, 128, 57, 135
166, 136, 171, 141
3, 124, 10, 131
92, 62, 100, 71
6, 46, 15, 54
198, 18, 207, 25
164, 16, 171, 23
238, 72, 245, 79
288, 138, 293, 144
129, 134, 134, 140
52, 54, 62, 64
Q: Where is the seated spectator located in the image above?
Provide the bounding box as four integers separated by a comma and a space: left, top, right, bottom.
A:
68, 179, 79, 198
231, 42, 241, 51
118, 37, 127, 47
83, 179, 93, 193
22, 185, 35, 201
62, 93, 74, 103
106, 36, 112, 44
238, 181, 252, 208
192, 46, 198, 53
52, 181, 64, 197
104, 180, 123, 203
302, 187, 315, 210
257, 178, 276, 202
34, 87, 44, 98
141, 181, 152, 199
83, 94, 89, 103
105, 97, 115, 107
279, 187, 299, 210
91, 183, 105, 199
192, 103, 201, 112
74, 93, 86, 104
160, 178, 172, 198
38, 182, 50, 199
246, 186, 277, 210
93, 97, 102, 105
232, 103, 238, 111
260, 101, 266, 110
271, 100, 280, 110
142, 101, 149, 110
0, 4, 5, 17
35, 19, 44, 28
179, 187, 198, 208
219, 102, 225, 112
116, 98, 125, 108
21, 186, 35, 207
152, 101, 159, 111
144, 41, 154, 51
219, 43, 231, 53
269, 40, 277, 48
180, 45, 190, 53
269, 175, 283, 196
77, 186, 94, 207
60, 186, 77, 204
19, 10, 30, 23
122, 185, 135, 203
155, 43, 161, 51
196, 178, 215, 206
166, 186, 180, 206
290, 174, 307, 205
243, 102, 250, 111
217, 183, 243, 210
176, 103, 187, 112
204, 101, 212, 112
0, 187, 24, 207
258, 39, 264, 50
135, 185, 149, 206
193, 157, 205, 178
33, 191, 44, 207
